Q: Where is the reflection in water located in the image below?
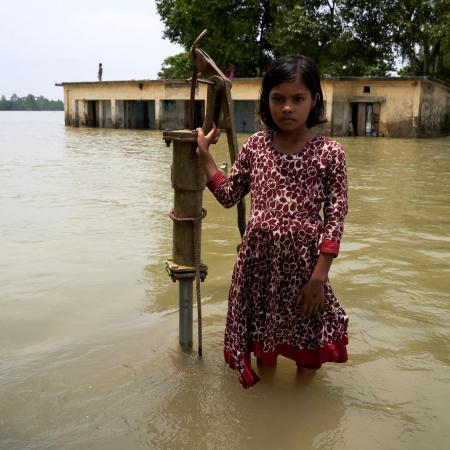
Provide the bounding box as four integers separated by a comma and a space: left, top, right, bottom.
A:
0, 112, 449, 449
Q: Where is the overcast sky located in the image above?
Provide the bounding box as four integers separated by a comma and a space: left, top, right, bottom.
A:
0, 0, 183, 100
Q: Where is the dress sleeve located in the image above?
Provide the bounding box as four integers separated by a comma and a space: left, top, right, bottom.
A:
320, 142, 348, 257
206, 139, 251, 208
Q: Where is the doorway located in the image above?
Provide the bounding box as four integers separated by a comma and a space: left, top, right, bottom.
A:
350, 102, 380, 136
85, 101, 98, 127
123, 100, 155, 129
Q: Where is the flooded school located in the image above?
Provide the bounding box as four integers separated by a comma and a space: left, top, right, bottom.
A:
57, 75, 450, 137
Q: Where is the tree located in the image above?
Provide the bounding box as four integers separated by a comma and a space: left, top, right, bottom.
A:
10, 94, 19, 110
24, 94, 36, 110
156, 0, 276, 77
392, 0, 450, 80
268, 0, 395, 75
342, 0, 450, 80
0, 94, 64, 111
0, 95, 11, 110
156, 0, 396, 77
156, 0, 450, 82
158, 52, 193, 79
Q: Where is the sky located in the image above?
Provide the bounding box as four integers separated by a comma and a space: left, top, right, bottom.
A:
0, 0, 183, 100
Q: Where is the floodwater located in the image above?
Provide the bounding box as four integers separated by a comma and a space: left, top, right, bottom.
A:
0, 111, 449, 450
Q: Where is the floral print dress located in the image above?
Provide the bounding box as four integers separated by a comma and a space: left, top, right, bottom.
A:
206, 131, 349, 388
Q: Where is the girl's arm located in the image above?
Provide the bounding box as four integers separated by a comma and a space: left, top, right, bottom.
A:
197, 126, 251, 208
299, 142, 348, 318
320, 142, 348, 256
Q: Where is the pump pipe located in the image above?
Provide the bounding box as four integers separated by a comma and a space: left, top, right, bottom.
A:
163, 29, 247, 356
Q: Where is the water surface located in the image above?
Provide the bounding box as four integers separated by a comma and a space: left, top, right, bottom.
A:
0, 112, 449, 449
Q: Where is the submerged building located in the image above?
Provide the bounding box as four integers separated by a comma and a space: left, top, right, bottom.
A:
56, 76, 450, 138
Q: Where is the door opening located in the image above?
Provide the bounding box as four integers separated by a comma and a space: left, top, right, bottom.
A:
350, 102, 380, 136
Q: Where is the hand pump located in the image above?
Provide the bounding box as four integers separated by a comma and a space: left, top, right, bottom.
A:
163, 30, 246, 356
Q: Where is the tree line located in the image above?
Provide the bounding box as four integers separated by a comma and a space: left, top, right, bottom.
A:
0, 94, 64, 111
156, 0, 450, 83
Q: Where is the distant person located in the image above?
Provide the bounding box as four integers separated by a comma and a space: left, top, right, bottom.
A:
197, 55, 349, 388
224, 63, 236, 79
98, 63, 103, 82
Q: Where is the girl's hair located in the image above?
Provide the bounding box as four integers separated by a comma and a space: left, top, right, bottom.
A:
259, 55, 326, 130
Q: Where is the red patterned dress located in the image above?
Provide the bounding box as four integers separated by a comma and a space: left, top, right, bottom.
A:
206, 131, 349, 388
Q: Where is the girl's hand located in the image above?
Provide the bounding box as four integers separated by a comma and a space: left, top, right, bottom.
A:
196, 124, 219, 157
196, 124, 221, 180
298, 276, 325, 319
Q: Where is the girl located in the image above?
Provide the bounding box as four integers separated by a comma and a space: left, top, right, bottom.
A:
197, 55, 349, 388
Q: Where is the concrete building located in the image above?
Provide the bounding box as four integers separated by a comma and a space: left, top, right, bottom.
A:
56, 76, 450, 137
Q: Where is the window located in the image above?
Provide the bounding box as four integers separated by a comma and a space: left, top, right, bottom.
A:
363, 86, 371, 93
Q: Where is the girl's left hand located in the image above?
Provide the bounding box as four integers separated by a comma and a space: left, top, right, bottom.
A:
298, 277, 325, 319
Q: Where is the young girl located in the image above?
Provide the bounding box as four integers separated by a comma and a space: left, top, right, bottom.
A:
197, 55, 349, 388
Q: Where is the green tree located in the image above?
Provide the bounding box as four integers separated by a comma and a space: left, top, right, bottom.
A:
268, 0, 395, 76
0, 95, 11, 110
156, 0, 276, 77
0, 94, 63, 111
341, 0, 450, 80
393, 0, 450, 80
10, 94, 19, 110
158, 52, 193, 79
23, 94, 37, 110
156, 0, 450, 82
156, 0, 395, 77
35, 96, 47, 110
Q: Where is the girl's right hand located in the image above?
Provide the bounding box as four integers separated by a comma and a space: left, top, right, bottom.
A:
196, 124, 219, 157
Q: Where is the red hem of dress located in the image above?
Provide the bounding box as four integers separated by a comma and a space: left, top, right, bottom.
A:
224, 336, 348, 388
206, 170, 226, 192
320, 239, 340, 257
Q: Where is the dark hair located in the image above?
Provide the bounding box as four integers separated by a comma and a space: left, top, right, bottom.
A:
259, 55, 326, 130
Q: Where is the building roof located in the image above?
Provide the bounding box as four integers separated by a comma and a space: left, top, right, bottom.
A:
55, 75, 449, 88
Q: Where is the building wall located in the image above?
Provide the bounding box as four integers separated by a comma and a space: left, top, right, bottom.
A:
229, 79, 261, 100
62, 81, 206, 129
330, 79, 422, 137
234, 100, 260, 132
321, 81, 334, 135
57, 77, 450, 137
376, 80, 419, 137
418, 80, 450, 137
161, 99, 187, 130
328, 80, 354, 136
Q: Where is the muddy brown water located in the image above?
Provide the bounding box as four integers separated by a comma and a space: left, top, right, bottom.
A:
0, 112, 449, 449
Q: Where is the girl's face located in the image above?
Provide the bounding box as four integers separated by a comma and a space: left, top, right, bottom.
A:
268, 79, 317, 132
